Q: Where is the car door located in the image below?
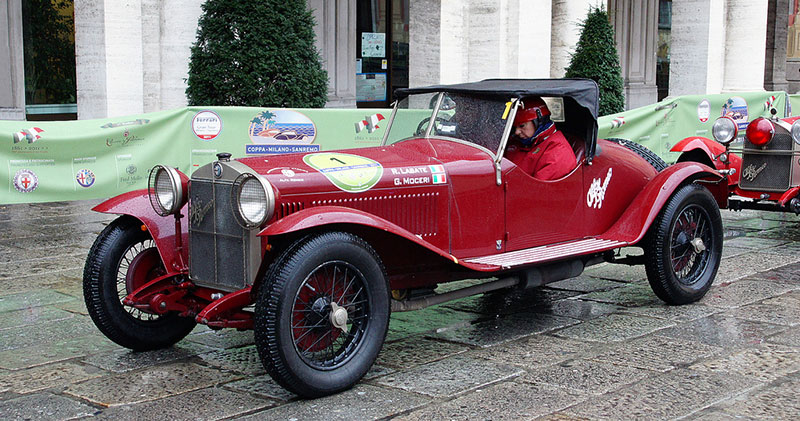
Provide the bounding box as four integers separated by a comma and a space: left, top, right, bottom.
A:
502, 161, 585, 251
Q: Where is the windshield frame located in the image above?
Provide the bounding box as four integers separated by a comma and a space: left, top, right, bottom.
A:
381, 91, 520, 161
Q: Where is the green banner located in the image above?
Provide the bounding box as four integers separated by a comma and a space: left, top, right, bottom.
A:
1, 107, 393, 204
1, 91, 792, 204
598, 91, 788, 163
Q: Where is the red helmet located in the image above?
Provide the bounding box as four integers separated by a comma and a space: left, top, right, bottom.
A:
514, 97, 550, 126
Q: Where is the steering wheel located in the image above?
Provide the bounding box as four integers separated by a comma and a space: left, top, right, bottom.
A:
415, 115, 451, 136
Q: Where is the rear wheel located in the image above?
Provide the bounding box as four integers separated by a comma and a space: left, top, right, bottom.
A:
83, 216, 196, 350
254, 232, 389, 398
644, 184, 722, 304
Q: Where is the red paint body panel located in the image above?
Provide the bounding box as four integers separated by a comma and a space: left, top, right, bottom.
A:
262, 205, 456, 259
502, 162, 585, 249
581, 140, 659, 236
92, 189, 188, 271
425, 139, 504, 257
600, 162, 722, 244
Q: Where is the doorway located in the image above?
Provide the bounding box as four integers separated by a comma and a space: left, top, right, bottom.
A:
356, 0, 409, 108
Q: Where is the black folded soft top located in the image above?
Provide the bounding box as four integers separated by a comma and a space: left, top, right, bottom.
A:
395, 78, 600, 120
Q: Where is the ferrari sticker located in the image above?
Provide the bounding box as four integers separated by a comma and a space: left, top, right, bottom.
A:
587, 168, 613, 209
304, 152, 383, 193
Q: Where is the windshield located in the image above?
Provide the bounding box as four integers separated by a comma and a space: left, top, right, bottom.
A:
384, 92, 512, 154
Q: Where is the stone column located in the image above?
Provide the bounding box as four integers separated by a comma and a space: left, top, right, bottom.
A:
309, 0, 357, 108
723, 0, 768, 92
0, 0, 25, 120
75, 0, 144, 119
765, 0, 789, 92
141, 0, 162, 113
505, 0, 551, 78
409, 0, 447, 87
410, 0, 551, 88
159, 1, 204, 111
608, 0, 658, 109
669, 0, 726, 96
551, 0, 594, 77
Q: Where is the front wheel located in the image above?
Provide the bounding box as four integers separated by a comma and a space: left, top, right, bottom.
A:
254, 232, 389, 398
83, 216, 196, 350
644, 183, 723, 304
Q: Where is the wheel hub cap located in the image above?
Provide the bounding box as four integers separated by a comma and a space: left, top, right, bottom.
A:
329, 302, 348, 332
691, 238, 706, 254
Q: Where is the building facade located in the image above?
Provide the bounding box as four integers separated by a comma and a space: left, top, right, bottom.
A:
0, 0, 794, 120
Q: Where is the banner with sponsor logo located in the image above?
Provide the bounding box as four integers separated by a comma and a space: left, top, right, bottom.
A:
0, 90, 791, 204
598, 91, 789, 163
1, 107, 392, 204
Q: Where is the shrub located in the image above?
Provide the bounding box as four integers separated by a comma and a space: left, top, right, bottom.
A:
565, 7, 625, 116
186, 0, 328, 108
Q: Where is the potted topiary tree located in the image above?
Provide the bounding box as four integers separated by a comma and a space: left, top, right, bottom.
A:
565, 6, 625, 116
186, 0, 328, 108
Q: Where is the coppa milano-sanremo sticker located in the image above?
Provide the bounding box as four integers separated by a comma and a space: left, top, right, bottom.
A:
303, 152, 383, 193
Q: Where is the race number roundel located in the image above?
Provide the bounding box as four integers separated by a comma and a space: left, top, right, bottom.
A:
303, 152, 383, 193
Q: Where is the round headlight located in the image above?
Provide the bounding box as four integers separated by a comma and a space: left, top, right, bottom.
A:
712, 116, 738, 145
791, 120, 800, 146
148, 165, 186, 216
232, 173, 275, 228
746, 117, 775, 147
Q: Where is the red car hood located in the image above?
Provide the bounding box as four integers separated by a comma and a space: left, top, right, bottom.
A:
234, 141, 449, 196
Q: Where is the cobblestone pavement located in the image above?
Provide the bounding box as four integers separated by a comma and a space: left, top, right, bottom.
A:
2, 199, 800, 420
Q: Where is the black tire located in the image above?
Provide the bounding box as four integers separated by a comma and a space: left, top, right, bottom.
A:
83, 216, 196, 350
643, 183, 723, 305
608, 138, 668, 171
254, 232, 390, 398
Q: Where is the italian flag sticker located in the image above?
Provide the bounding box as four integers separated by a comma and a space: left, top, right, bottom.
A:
430, 164, 446, 184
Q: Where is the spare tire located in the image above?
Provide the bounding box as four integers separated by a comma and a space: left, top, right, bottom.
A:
607, 138, 668, 172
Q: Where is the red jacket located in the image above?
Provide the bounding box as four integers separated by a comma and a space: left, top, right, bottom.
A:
504, 125, 575, 180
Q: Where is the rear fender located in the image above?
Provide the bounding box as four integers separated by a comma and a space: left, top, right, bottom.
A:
259, 206, 462, 266
93, 189, 188, 272
601, 162, 724, 245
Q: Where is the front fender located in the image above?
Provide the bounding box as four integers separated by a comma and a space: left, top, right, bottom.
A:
93, 189, 188, 271
259, 206, 471, 267
671, 136, 741, 185
601, 162, 724, 245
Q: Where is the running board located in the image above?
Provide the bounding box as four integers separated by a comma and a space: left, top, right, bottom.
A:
463, 238, 627, 269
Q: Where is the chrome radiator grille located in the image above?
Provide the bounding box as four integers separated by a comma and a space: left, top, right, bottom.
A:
739, 126, 798, 192
189, 177, 253, 291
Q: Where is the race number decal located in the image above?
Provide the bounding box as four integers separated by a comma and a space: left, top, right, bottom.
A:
587, 168, 612, 209
304, 152, 383, 193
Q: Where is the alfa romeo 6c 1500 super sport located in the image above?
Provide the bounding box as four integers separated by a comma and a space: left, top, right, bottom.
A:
83, 79, 726, 398
672, 107, 800, 215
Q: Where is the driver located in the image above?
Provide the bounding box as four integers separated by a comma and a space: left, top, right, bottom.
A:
504, 98, 575, 180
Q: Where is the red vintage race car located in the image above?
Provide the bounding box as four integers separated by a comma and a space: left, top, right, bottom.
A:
84, 79, 726, 398
671, 109, 800, 213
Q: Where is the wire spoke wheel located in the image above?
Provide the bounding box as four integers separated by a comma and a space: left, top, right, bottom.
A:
254, 231, 390, 398
644, 184, 722, 305
116, 239, 163, 321
669, 205, 711, 285
291, 261, 370, 370
83, 216, 195, 351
